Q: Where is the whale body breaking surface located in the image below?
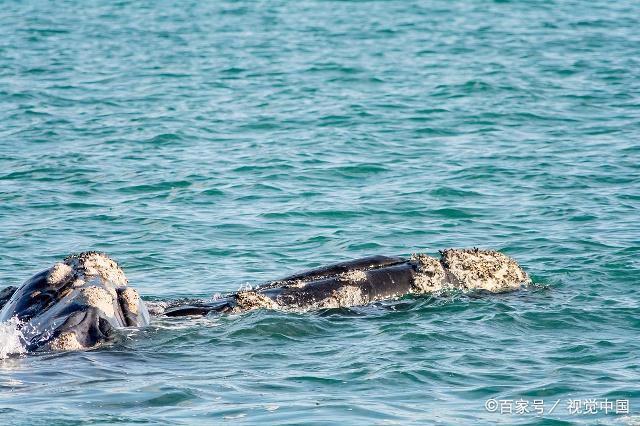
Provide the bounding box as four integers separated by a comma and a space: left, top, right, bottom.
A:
0, 249, 530, 352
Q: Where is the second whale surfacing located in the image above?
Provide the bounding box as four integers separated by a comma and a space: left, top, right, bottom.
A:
163, 248, 530, 316
0, 249, 530, 352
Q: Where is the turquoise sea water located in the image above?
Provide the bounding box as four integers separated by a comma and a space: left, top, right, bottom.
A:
0, 0, 639, 424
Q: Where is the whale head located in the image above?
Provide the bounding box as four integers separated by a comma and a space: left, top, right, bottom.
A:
0, 252, 149, 351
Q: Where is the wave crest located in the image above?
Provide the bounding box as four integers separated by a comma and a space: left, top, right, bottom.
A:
0, 318, 26, 359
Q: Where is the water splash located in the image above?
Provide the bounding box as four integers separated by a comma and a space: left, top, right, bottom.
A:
0, 317, 26, 359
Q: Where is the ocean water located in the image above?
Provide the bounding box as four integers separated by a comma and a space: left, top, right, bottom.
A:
0, 0, 639, 424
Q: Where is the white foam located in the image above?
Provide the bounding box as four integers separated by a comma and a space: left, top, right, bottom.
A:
0, 317, 26, 359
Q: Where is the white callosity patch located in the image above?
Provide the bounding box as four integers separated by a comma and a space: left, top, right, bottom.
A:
440, 248, 530, 293
232, 291, 280, 313
283, 280, 307, 289
46, 331, 84, 351
410, 253, 447, 293
78, 286, 116, 318
233, 271, 372, 312
337, 270, 367, 283
119, 287, 141, 315
47, 263, 73, 287
312, 285, 368, 309
64, 252, 128, 287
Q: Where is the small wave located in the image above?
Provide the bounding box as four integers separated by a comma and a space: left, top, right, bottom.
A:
0, 318, 26, 359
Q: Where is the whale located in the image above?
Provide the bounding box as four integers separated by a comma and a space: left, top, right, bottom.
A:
0, 248, 529, 351
0, 252, 149, 351
162, 248, 530, 316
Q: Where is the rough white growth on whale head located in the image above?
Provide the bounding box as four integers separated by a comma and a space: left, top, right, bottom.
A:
440, 248, 530, 293
46, 331, 84, 351
47, 263, 73, 287
410, 253, 447, 293
78, 286, 117, 318
119, 287, 142, 315
64, 252, 128, 287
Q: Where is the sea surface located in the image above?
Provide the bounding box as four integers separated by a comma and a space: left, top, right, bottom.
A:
0, 0, 639, 424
